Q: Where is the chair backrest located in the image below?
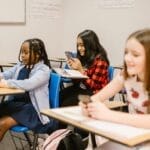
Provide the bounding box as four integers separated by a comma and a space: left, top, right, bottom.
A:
108, 66, 115, 82
49, 72, 61, 108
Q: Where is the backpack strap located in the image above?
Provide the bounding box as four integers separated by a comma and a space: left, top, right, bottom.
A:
43, 129, 70, 150
59, 131, 84, 150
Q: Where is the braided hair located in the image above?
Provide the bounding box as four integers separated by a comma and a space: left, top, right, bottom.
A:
18, 38, 51, 71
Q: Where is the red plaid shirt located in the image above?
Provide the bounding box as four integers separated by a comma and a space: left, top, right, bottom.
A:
83, 56, 109, 94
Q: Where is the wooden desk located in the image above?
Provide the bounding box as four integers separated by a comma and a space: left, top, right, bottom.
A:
104, 100, 127, 108
9, 62, 17, 65
41, 102, 150, 147
0, 87, 25, 96
49, 58, 66, 68
0, 62, 14, 72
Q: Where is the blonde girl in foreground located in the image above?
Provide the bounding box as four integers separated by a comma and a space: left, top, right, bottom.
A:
80, 28, 150, 150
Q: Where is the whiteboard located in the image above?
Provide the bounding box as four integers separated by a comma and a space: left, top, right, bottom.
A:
0, 0, 26, 23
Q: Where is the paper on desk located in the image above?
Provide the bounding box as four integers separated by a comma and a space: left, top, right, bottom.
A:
52, 107, 89, 121
65, 69, 88, 78
84, 120, 150, 139
52, 106, 150, 139
52, 68, 88, 79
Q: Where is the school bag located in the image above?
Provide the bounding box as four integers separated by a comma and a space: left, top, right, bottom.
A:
42, 128, 84, 150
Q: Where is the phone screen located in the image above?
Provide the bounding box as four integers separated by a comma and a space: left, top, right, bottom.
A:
78, 94, 92, 104
65, 51, 73, 59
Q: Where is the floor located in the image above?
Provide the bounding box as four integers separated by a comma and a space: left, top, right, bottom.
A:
0, 130, 47, 150
0, 131, 17, 150
0, 131, 32, 150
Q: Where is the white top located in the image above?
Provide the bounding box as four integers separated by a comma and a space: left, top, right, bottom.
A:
118, 74, 149, 114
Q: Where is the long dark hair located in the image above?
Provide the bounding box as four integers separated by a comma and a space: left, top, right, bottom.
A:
18, 38, 51, 70
77, 30, 109, 68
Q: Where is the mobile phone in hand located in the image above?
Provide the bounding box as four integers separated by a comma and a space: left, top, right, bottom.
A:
78, 94, 92, 105
65, 51, 73, 60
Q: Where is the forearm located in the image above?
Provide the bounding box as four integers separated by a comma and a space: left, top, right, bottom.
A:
91, 77, 124, 102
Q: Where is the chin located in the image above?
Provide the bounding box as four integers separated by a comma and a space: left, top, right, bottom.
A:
22, 62, 28, 65
127, 70, 136, 76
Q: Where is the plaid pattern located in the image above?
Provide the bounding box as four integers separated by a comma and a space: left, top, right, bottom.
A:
83, 56, 109, 94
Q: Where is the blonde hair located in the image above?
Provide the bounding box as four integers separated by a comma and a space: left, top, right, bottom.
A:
123, 29, 150, 93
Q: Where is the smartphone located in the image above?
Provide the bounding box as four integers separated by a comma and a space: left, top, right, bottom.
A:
65, 51, 73, 60
78, 94, 92, 105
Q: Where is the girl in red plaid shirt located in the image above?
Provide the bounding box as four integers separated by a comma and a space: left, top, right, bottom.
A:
60, 29, 109, 107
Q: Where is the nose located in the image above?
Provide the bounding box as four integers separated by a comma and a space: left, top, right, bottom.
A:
78, 45, 82, 51
21, 53, 24, 57
124, 53, 133, 64
21, 53, 25, 59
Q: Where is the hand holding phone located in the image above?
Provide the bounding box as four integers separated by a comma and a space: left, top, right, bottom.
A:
78, 94, 92, 105
65, 51, 73, 60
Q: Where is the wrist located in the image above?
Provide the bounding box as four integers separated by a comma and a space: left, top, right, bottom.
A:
91, 94, 100, 102
79, 67, 84, 74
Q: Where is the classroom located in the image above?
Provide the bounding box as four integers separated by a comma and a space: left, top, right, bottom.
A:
0, 0, 149, 65
0, 0, 150, 150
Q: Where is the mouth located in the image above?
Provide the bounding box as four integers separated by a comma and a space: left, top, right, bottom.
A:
126, 64, 135, 68
22, 60, 28, 64
79, 52, 85, 55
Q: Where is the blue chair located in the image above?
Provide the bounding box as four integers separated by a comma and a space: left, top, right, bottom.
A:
49, 72, 62, 108
10, 125, 36, 150
108, 66, 115, 101
10, 121, 38, 150
108, 66, 115, 81
9, 73, 61, 150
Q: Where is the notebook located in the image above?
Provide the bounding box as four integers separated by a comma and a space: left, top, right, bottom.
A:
52, 67, 88, 79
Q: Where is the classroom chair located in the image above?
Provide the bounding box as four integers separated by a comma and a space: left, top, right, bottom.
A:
10, 125, 38, 150
9, 72, 61, 150
108, 66, 114, 81
49, 72, 62, 108
108, 66, 115, 101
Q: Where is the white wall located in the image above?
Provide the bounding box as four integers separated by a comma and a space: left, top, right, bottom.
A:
0, 0, 150, 66
62, 0, 150, 65
0, 0, 64, 62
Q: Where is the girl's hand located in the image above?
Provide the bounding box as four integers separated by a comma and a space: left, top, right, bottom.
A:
0, 75, 3, 81
87, 101, 111, 120
79, 101, 89, 117
67, 58, 83, 72
0, 79, 8, 88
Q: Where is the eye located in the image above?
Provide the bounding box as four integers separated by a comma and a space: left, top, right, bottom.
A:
77, 42, 84, 47
21, 49, 29, 55
80, 43, 84, 46
133, 53, 139, 57
131, 50, 140, 57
